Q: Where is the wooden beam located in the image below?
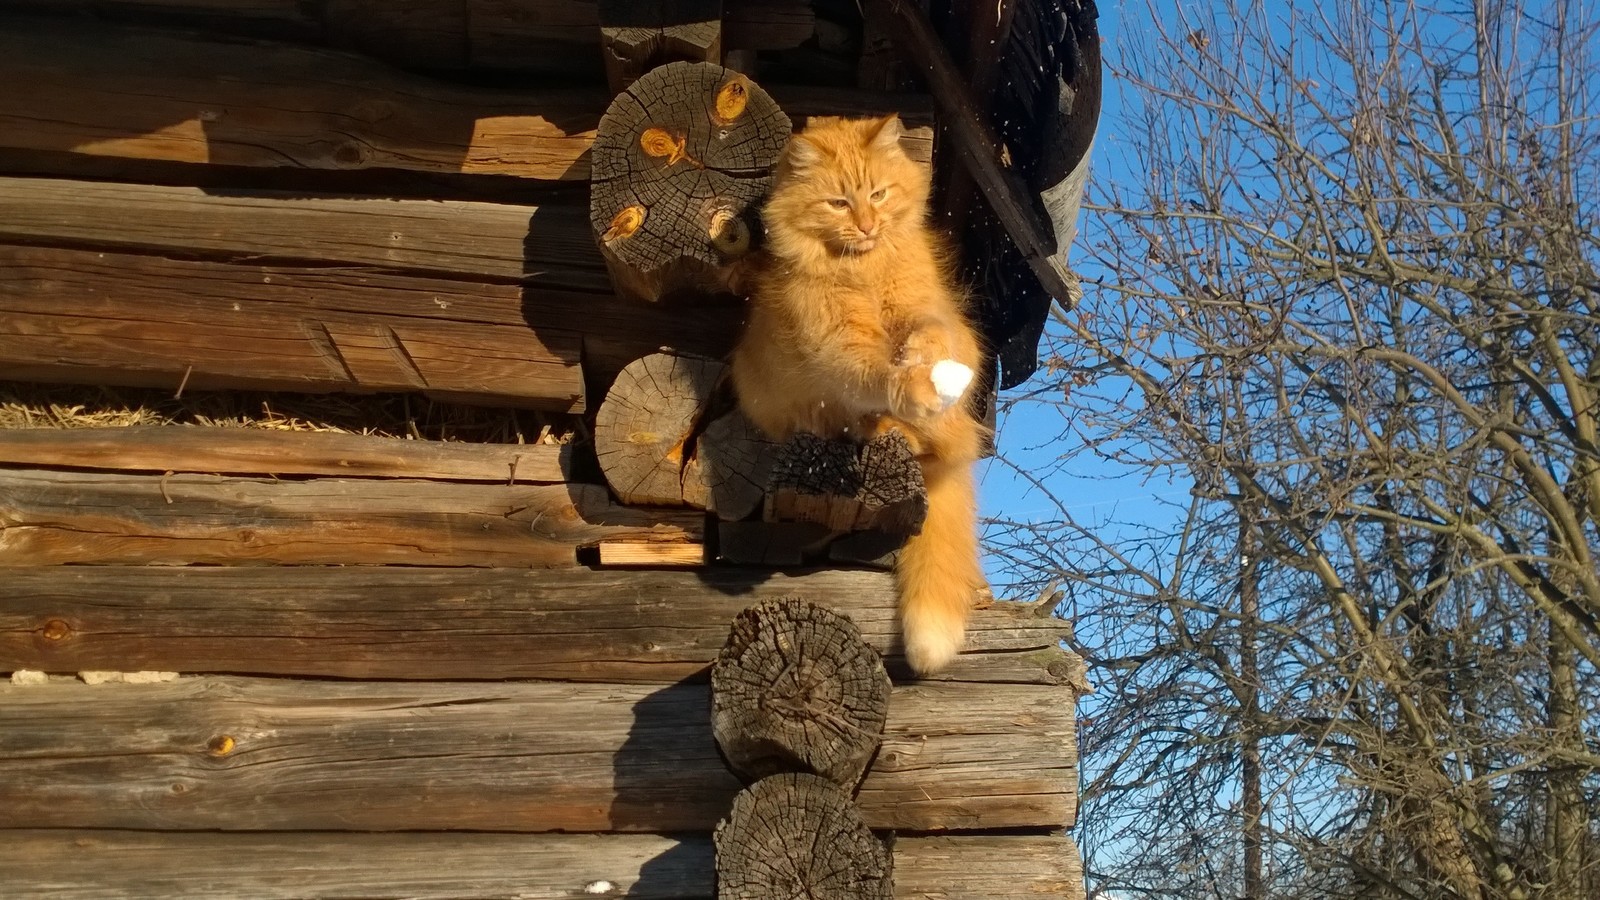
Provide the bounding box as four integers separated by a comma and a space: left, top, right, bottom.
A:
0, 831, 1083, 899
0, 243, 739, 399
0, 19, 935, 189
0, 566, 1079, 685
0, 676, 1077, 832
0, 247, 585, 412
0, 427, 572, 483
12, 0, 812, 77
0, 177, 607, 290
873, 0, 1079, 303
0, 470, 700, 567
0, 16, 606, 182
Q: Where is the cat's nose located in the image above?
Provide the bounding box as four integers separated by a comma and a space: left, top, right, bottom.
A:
856, 215, 879, 236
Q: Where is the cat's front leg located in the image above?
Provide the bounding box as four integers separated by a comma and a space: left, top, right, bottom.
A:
893, 322, 975, 417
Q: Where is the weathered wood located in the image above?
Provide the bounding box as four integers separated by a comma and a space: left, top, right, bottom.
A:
597, 0, 722, 94
716, 773, 893, 899
765, 431, 928, 535
0, 831, 1083, 899
0, 177, 609, 291
0, 244, 735, 396
712, 600, 890, 786
0, 249, 585, 411
594, 353, 724, 506
0, 567, 1078, 686
873, 0, 1080, 304
0, 676, 1077, 832
14, 0, 813, 77
590, 61, 789, 302
0, 426, 570, 483
714, 519, 834, 566
594, 353, 778, 517
684, 408, 779, 519
596, 541, 707, 566
0, 470, 699, 567
0, 17, 606, 181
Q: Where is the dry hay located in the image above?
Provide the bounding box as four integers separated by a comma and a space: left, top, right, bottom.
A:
0, 381, 575, 446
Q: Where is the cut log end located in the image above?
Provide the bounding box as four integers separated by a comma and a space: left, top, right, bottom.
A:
590, 61, 790, 302
765, 430, 927, 535
711, 599, 890, 787
715, 773, 893, 900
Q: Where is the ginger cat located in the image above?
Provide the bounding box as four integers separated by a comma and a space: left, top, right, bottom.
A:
731, 115, 987, 675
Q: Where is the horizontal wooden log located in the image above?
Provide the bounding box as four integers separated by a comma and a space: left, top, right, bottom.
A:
0, 249, 584, 411
0, 831, 1083, 899
0, 244, 739, 396
0, 427, 571, 483
12, 0, 814, 76
0, 676, 1076, 832
0, 567, 1078, 685
0, 16, 604, 181
0, 470, 700, 567
0, 19, 929, 185
0, 176, 608, 290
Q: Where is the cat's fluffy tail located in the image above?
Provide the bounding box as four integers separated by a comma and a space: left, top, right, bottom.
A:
896, 459, 983, 675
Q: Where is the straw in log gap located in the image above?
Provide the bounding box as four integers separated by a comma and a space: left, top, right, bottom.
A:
589, 61, 789, 303
711, 599, 890, 787
715, 772, 893, 900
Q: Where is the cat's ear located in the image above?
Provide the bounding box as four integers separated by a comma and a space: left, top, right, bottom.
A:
867, 115, 904, 151
786, 134, 823, 171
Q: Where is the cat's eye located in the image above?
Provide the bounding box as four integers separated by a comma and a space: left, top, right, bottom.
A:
827, 198, 850, 210
870, 189, 888, 203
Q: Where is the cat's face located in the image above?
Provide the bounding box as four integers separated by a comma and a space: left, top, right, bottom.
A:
765, 116, 931, 259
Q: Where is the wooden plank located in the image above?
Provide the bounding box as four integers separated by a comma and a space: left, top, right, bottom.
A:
0, 567, 1077, 685
0, 471, 701, 567
0, 566, 1077, 684
0, 16, 606, 181
13, 0, 812, 75
596, 541, 707, 566
0, 676, 1077, 832
0, 244, 738, 395
0, 831, 1083, 899
0, 427, 571, 483
0, 18, 918, 186
0, 250, 585, 411
0, 177, 609, 290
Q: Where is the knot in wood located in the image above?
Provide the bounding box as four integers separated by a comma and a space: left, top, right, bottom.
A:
714, 772, 892, 900
589, 61, 790, 302
711, 598, 890, 788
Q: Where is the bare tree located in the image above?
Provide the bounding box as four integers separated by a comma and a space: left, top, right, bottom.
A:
987, 0, 1600, 896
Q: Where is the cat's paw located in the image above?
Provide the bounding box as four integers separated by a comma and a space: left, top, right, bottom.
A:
891, 364, 945, 421
929, 360, 973, 410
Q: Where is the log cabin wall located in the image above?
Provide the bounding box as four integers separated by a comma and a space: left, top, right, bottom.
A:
0, 1, 1093, 896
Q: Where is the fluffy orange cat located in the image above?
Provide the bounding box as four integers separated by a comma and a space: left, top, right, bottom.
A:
731, 115, 987, 675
